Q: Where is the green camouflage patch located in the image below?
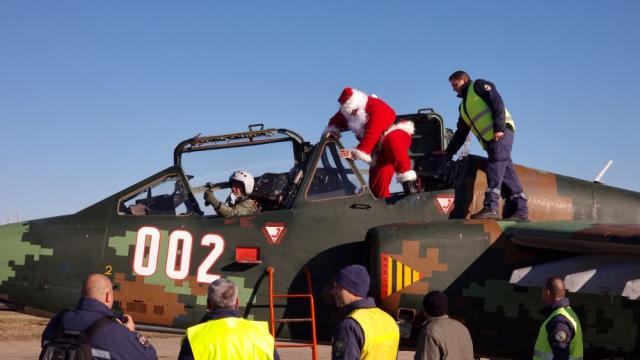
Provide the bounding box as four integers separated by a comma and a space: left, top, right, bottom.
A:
463, 279, 543, 319
108, 230, 136, 256
0, 223, 53, 285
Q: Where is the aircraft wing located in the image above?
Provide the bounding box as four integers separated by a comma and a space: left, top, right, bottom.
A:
505, 221, 640, 300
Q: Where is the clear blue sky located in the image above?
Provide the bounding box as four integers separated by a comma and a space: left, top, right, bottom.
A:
1, 1, 639, 222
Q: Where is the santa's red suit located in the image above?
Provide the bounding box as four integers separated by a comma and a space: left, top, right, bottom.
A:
324, 87, 416, 198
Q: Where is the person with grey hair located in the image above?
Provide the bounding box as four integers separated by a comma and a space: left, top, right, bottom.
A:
178, 278, 280, 360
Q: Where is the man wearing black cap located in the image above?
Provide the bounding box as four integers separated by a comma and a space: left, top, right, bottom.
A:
414, 291, 474, 360
331, 264, 399, 360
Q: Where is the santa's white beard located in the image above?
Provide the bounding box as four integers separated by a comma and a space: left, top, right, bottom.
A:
342, 108, 368, 139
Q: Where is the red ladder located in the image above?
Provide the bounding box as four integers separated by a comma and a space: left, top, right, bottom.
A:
266, 266, 318, 360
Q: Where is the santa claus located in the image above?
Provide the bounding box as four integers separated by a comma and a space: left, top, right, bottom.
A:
324, 87, 417, 198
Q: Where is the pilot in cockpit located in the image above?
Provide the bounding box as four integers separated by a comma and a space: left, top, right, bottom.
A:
204, 170, 259, 217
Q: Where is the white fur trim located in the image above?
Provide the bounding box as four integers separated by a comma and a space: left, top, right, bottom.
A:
344, 109, 368, 139
351, 148, 372, 163
397, 170, 417, 182
340, 89, 368, 115
383, 120, 415, 138
323, 125, 342, 138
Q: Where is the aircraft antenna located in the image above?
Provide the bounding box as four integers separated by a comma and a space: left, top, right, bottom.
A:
594, 160, 613, 184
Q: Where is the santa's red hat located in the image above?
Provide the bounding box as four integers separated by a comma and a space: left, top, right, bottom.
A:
338, 87, 368, 114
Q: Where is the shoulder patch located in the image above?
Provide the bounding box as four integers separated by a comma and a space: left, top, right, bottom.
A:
483, 84, 492, 91
553, 330, 569, 343
136, 332, 151, 347
332, 339, 346, 357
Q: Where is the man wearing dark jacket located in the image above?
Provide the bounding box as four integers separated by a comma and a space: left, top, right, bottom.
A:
41, 274, 157, 360
442, 70, 528, 220
178, 278, 280, 360
330, 264, 399, 360
534, 277, 583, 360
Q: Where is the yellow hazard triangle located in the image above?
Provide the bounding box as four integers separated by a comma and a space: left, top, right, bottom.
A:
381, 253, 425, 298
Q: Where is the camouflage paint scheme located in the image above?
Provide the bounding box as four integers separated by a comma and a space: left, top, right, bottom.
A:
1, 111, 639, 359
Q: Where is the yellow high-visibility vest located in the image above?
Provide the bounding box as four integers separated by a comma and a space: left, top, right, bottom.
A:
348, 307, 400, 360
533, 306, 584, 360
459, 81, 515, 149
186, 317, 274, 360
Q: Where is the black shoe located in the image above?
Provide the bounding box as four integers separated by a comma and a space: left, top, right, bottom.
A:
506, 213, 529, 221
470, 208, 500, 219
402, 181, 419, 195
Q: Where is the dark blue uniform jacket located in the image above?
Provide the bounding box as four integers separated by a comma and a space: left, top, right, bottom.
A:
446, 79, 509, 155
331, 297, 378, 360
41, 297, 157, 360
178, 308, 281, 360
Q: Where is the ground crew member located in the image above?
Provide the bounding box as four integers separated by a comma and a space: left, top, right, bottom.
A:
41, 273, 158, 360
204, 170, 259, 217
324, 87, 418, 198
414, 291, 474, 360
178, 278, 280, 360
331, 264, 399, 360
534, 277, 583, 360
441, 71, 528, 220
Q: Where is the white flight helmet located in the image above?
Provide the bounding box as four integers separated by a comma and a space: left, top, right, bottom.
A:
229, 170, 254, 195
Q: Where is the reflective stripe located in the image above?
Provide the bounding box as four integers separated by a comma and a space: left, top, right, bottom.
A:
471, 108, 492, 125
486, 188, 501, 195
510, 192, 527, 200
91, 348, 112, 359
533, 350, 553, 360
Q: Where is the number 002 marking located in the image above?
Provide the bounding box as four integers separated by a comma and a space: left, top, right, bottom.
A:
132, 227, 225, 284
197, 234, 225, 283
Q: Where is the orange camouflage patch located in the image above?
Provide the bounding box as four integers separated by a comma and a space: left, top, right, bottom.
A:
470, 164, 574, 221
112, 272, 188, 326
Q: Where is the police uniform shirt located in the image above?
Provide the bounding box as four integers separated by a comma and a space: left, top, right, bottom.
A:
41, 297, 157, 360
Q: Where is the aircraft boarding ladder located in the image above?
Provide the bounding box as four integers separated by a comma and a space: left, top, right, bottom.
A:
266, 266, 318, 360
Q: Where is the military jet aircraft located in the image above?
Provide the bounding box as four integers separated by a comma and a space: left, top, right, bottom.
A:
1, 110, 639, 359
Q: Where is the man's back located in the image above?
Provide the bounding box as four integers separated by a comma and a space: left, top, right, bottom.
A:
42, 298, 157, 360
185, 316, 274, 360
415, 315, 473, 360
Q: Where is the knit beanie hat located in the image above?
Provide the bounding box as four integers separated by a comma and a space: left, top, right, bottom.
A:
423, 291, 448, 317
335, 265, 370, 298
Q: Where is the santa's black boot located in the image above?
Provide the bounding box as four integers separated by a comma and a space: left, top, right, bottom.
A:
402, 181, 419, 195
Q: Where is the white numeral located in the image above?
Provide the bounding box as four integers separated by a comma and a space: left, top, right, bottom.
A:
133, 227, 160, 276
166, 230, 193, 280
197, 234, 225, 283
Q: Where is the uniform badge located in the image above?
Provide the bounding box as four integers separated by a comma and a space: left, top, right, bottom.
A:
483, 84, 492, 91
333, 339, 346, 357
136, 332, 151, 347
553, 330, 569, 343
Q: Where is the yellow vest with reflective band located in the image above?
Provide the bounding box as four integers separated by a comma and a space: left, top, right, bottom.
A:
533, 306, 583, 360
348, 307, 400, 360
186, 317, 274, 360
459, 81, 516, 149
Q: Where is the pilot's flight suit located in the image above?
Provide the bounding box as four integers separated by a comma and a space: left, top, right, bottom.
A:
204, 191, 259, 217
